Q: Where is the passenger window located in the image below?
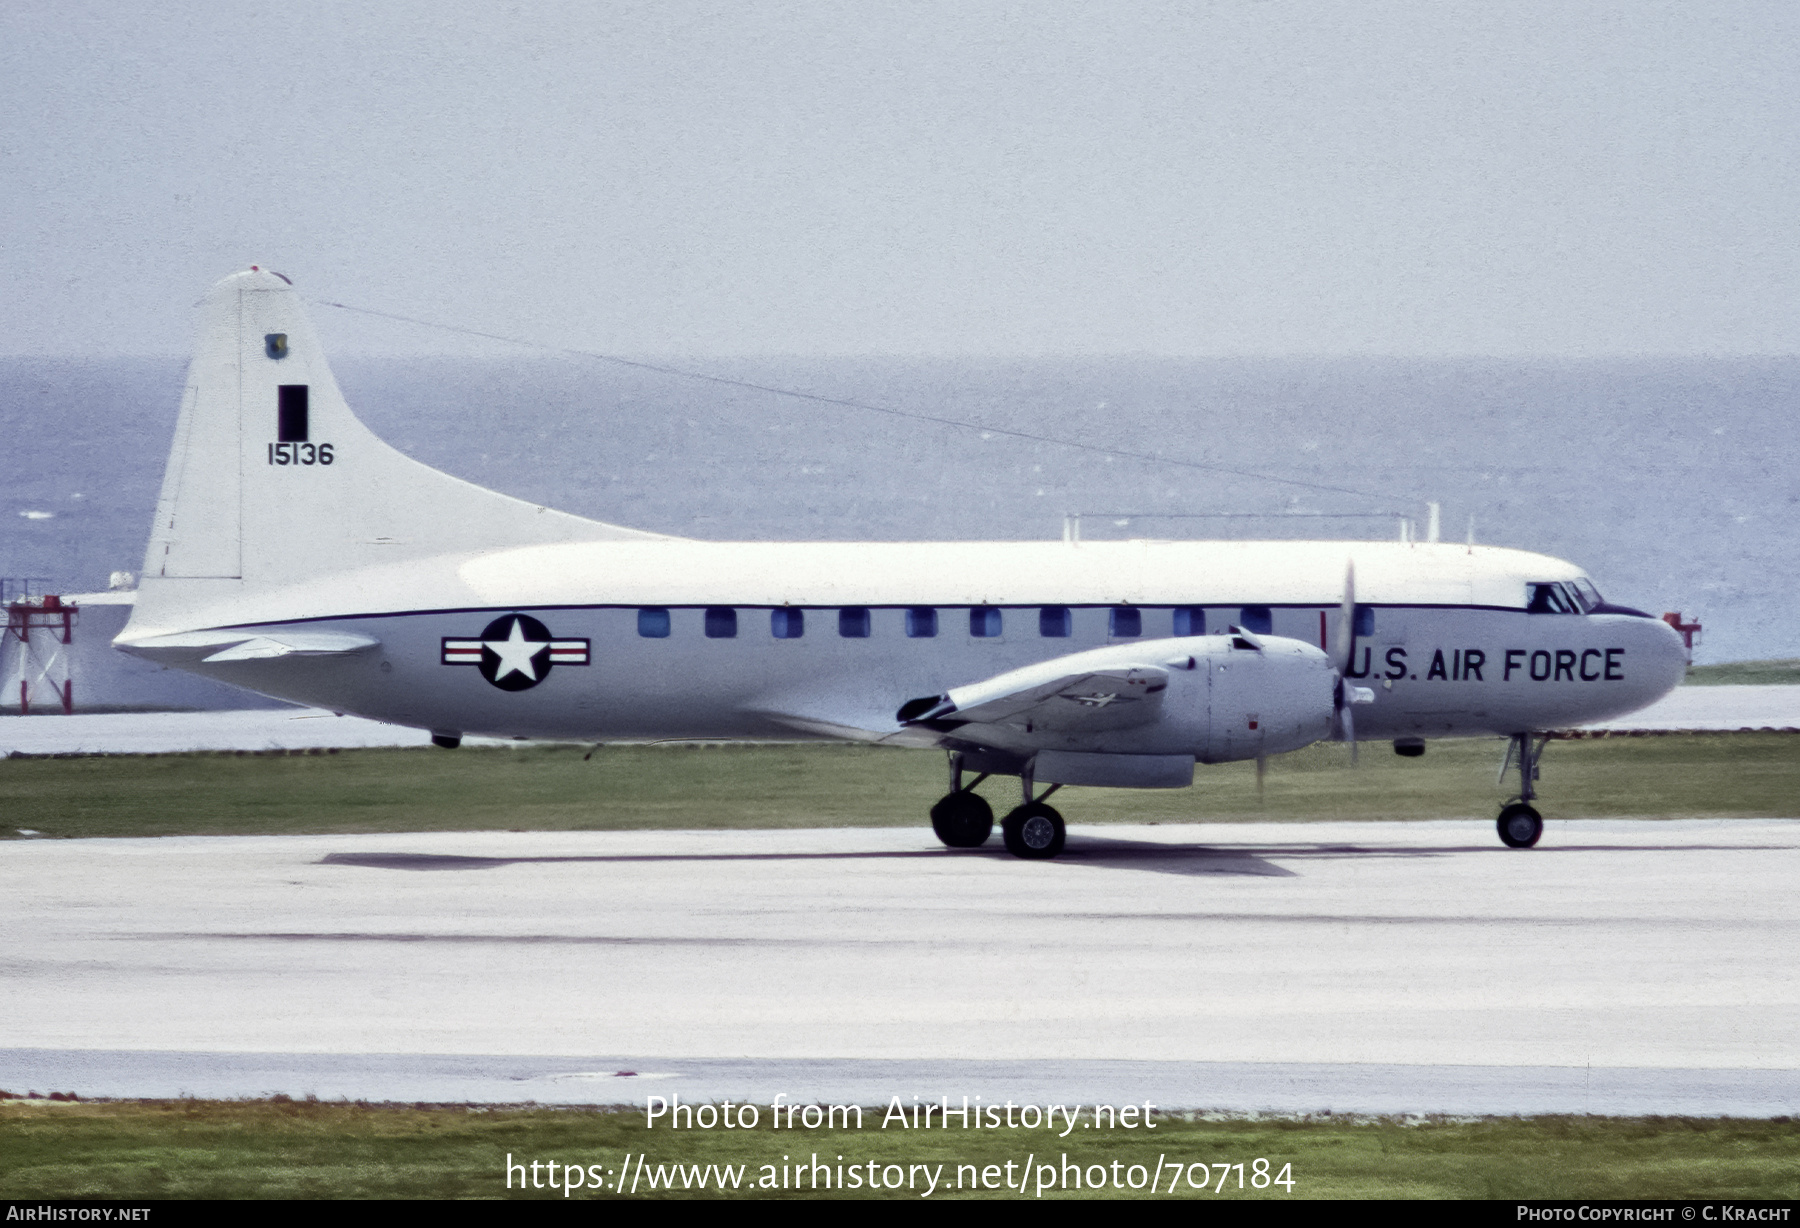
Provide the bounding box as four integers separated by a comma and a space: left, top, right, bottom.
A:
637, 607, 670, 638
771, 608, 805, 639
1354, 606, 1374, 637
839, 607, 870, 638
1240, 605, 1272, 635
1110, 606, 1141, 637
906, 607, 937, 638
705, 607, 737, 638
970, 607, 1002, 638
1173, 606, 1205, 636
1039, 606, 1071, 637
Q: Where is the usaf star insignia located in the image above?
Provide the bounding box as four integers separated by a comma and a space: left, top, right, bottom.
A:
442, 614, 589, 691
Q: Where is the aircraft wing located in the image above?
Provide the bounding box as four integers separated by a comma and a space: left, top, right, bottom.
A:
747, 684, 947, 746
909, 662, 1172, 734
755, 707, 946, 748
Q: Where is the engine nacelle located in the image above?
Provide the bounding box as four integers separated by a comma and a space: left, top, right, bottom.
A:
907, 631, 1339, 776
1192, 632, 1337, 764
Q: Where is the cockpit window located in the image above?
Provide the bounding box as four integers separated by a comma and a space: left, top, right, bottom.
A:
1527, 583, 1569, 614
1526, 582, 1588, 614
1571, 578, 1602, 612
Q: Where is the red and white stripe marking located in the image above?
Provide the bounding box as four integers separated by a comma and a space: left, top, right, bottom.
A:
441, 638, 486, 665
440, 637, 590, 666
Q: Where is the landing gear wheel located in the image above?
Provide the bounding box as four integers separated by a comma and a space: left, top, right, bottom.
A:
930, 791, 994, 848
1001, 802, 1066, 860
1497, 802, 1543, 849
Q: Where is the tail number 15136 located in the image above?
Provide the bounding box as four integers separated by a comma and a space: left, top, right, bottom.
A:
268, 442, 334, 466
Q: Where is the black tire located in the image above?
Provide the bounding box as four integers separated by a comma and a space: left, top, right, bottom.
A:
930, 791, 994, 848
1497, 802, 1543, 848
1001, 802, 1066, 859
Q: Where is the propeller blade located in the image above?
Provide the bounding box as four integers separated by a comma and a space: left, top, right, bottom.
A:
1332, 558, 1357, 675
1333, 671, 1362, 765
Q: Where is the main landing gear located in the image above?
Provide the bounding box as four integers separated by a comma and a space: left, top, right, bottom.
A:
929, 789, 993, 847
932, 753, 1066, 859
1496, 733, 1548, 848
1002, 797, 1065, 859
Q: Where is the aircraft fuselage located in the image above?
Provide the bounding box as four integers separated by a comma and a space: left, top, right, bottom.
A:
130, 538, 1687, 746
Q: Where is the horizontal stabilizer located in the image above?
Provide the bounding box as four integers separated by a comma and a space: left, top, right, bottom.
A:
202, 631, 381, 662
122, 628, 379, 665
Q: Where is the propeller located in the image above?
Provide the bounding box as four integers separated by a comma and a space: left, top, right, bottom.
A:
1332, 559, 1364, 764
1332, 558, 1356, 677
1334, 674, 1359, 765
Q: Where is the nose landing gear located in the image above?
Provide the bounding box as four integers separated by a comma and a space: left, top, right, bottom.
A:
1496, 733, 1549, 848
1497, 801, 1544, 848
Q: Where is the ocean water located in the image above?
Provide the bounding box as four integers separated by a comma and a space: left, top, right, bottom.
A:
2, 355, 1794, 663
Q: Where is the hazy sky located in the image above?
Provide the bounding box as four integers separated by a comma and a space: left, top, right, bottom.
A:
4, 1, 1796, 356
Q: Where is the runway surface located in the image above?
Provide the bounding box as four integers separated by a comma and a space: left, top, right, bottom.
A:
0, 708, 499, 755
1579, 683, 1800, 731
4, 821, 1797, 1114
6, 1050, 1797, 1118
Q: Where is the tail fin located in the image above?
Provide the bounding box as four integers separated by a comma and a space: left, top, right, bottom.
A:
129, 267, 660, 632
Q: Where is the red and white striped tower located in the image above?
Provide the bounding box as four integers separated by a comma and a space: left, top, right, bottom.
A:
3, 593, 77, 715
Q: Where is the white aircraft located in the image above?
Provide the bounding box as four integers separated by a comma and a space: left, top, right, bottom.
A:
117, 268, 1688, 857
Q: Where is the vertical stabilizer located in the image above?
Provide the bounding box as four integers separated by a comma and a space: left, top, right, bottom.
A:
131, 267, 661, 634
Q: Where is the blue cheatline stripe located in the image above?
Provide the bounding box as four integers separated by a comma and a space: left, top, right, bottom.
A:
222, 601, 1526, 631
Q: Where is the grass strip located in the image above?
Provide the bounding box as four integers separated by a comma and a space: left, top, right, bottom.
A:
1685, 659, 1800, 685
2, 1100, 1795, 1200
1, 733, 1797, 840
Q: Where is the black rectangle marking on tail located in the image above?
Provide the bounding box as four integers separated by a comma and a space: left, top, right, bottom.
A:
278, 385, 310, 442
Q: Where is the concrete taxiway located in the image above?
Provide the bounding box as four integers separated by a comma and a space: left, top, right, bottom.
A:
3, 821, 1797, 1114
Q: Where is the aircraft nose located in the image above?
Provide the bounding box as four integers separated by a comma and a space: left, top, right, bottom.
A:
1619, 612, 1688, 706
